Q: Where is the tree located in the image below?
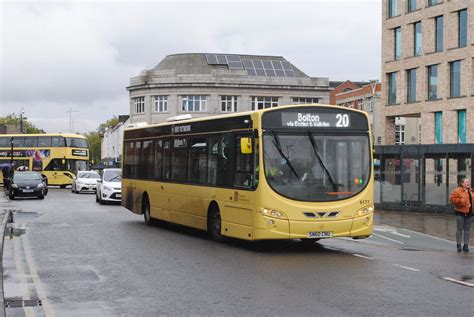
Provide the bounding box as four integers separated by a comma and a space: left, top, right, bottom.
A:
0, 113, 44, 133
85, 131, 101, 165
99, 116, 120, 130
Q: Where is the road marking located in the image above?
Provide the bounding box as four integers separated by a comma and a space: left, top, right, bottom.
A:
443, 277, 474, 287
13, 238, 35, 317
374, 226, 410, 238
372, 233, 405, 244
352, 254, 374, 260
400, 228, 457, 245
393, 264, 420, 272
22, 235, 56, 317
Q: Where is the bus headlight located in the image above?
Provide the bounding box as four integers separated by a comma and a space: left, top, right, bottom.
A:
260, 208, 286, 219
356, 206, 374, 216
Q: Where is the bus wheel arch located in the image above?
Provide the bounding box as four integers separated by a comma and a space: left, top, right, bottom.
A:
207, 201, 224, 242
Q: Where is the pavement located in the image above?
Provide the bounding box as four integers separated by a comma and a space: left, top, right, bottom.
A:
0, 190, 13, 317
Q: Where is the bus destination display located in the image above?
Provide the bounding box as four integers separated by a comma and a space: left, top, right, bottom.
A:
281, 112, 351, 128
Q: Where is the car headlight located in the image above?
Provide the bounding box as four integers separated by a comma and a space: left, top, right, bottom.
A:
103, 185, 112, 191
37, 183, 44, 188
12, 184, 18, 189
260, 207, 287, 219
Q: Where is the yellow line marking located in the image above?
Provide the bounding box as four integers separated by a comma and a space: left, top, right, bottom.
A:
14, 238, 35, 317
22, 235, 56, 317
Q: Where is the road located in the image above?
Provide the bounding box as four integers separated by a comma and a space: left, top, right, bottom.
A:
2, 189, 473, 316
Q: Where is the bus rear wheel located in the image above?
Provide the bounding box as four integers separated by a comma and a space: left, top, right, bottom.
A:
143, 196, 154, 226
208, 205, 224, 242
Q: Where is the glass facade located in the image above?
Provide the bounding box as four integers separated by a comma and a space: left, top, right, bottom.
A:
458, 110, 466, 144
414, 22, 422, 56
428, 65, 438, 100
394, 27, 402, 60
435, 112, 442, 144
407, 68, 417, 103
459, 9, 467, 48
428, 0, 439, 6
435, 16, 443, 52
450, 60, 461, 98
388, 72, 397, 105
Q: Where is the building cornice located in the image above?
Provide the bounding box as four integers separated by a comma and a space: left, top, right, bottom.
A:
126, 82, 330, 92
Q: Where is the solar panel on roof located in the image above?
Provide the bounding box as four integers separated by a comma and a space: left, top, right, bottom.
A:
262, 60, 273, 70
206, 54, 218, 64
272, 60, 283, 70
275, 69, 286, 77
265, 69, 276, 77
228, 61, 243, 69
216, 55, 227, 64
247, 69, 257, 76
253, 60, 264, 69
281, 61, 292, 70
256, 69, 266, 76
242, 60, 254, 69
284, 70, 295, 77
226, 55, 241, 62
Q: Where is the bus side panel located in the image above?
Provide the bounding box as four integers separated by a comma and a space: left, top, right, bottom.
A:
220, 189, 255, 240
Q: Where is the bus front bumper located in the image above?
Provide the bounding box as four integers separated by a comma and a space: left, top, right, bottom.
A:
252, 214, 373, 240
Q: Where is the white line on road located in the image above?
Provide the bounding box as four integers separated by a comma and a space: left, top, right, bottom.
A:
372, 233, 405, 244
352, 254, 374, 260
23, 235, 56, 317
13, 238, 35, 317
400, 228, 457, 245
374, 226, 411, 238
443, 277, 474, 287
393, 264, 420, 272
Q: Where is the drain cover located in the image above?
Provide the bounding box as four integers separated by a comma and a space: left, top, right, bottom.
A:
4, 298, 42, 308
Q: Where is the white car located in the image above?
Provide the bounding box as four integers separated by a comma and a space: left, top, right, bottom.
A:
72, 171, 101, 193
96, 168, 122, 204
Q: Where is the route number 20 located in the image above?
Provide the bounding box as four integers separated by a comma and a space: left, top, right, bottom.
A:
336, 114, 350, 127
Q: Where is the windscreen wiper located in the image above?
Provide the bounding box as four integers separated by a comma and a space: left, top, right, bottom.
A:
271, 131, 299, 179
307, 131, 337, 192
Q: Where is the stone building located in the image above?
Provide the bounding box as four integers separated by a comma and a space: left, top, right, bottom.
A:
126, 53, 330, 124
381, 0, 473, 144
100, 115, 130, 166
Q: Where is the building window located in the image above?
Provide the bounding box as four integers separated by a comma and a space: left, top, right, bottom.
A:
428, 0, 439, 6
427, 64, 438, 100
388, 72, 397, 105
407, 68, 417, 103
450, 60, 461, 98
414, 22, 422, 56
221, 96, 238, 112
457, 110, 466, 144
153, 96, 168, 112
388, 0, 398, 18
408, 0, 416, 13
458, 9, 467, 48
133, 97, 145, 114
395, 124, 405, 145
434, 112, 442, 144
181, 95, 207, 112
435, 16, 443, 52
367, 97, 374, 112
251, 97, 279, 110
394, 27, 402, 60
292, 97, 320, 104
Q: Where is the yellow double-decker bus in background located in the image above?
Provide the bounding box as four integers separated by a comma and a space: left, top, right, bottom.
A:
122, 105, 374, 241
0, 133, 89, 187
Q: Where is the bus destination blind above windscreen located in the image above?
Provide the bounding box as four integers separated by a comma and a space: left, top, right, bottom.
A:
262, 107, 368, 131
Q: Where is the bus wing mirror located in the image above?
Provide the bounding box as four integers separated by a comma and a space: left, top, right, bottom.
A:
240, 138, 253, 154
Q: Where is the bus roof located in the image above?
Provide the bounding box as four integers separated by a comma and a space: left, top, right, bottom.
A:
1, 133, 87, 139
124, 103, 367, 132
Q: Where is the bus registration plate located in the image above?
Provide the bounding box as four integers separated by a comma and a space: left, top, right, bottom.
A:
307, 231, 332, 238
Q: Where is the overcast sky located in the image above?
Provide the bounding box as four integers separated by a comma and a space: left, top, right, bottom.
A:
0, 0, 381, 133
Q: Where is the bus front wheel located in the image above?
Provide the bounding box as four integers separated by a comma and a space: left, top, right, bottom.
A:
208, 205, 224, 242
143, 196, 154, 226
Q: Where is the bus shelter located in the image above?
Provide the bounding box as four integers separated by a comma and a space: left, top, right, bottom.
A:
374, 144, 474, 213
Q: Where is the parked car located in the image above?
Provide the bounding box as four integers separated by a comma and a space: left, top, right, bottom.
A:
9, 171, 47, 200
72, 171, 101, 193
96, 168, 122, 204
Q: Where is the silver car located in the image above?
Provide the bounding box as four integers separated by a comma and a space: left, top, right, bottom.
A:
72, 171, 101, 193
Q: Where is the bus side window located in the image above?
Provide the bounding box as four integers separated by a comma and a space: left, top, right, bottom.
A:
51, 136, 62, 147
235, 136, 254, 188
163, 140, 171, 180
154, 140, 163, 180
208, 136, 219, 186
216, 134, 233, 187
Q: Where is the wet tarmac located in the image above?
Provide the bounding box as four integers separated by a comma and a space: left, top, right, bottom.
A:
376, 210, 474, 246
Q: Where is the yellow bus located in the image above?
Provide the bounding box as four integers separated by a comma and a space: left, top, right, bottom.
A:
122, 104, 374, 241
0, 133, 89, 187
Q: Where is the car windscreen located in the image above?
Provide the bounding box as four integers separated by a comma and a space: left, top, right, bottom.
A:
13, 173, 42, 182
104, 170, 121, 182
78, 172, 100, 179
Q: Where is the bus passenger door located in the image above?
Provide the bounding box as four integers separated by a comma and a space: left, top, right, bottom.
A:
222, 134, 256, 239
